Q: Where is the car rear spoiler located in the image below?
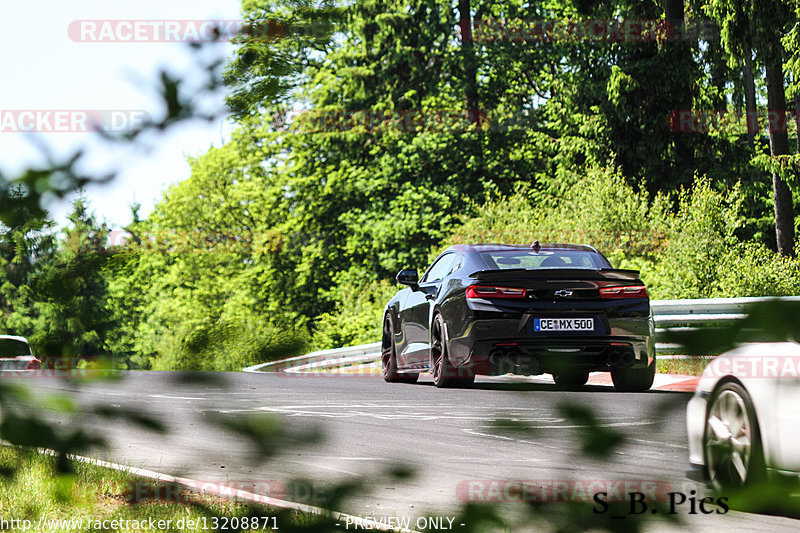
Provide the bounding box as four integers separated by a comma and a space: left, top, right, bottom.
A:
469, 268, 642, 281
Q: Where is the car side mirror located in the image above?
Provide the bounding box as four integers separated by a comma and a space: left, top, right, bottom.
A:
396, 269, 419, 288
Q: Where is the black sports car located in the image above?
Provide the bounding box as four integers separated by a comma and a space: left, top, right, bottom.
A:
381, 243, 656, 390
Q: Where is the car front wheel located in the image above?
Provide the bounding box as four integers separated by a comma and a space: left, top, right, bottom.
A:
704, 382, 764, 491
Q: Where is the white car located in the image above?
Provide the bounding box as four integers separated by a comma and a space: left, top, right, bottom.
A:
687, 342, 800, 490
0, 335, 40, 372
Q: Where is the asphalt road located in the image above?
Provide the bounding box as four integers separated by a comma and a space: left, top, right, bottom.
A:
9, 371, 800, 532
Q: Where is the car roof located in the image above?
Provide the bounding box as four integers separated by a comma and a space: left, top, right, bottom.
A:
447, 243, 600, 254
0, 335, 30, 343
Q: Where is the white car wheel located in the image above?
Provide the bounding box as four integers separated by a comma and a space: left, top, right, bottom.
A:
704, 382, 764, 490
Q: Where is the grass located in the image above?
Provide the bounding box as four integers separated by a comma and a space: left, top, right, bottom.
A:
656, 356, 714, 376
0, 447, 335, 532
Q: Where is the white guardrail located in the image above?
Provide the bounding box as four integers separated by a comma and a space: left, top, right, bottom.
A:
243, 297, 800, 372
243, 342, 382, 373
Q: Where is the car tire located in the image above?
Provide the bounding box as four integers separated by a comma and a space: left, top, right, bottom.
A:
381, 316, 418, 383
610, 355, 656, 392
431, 314, 474, 388
703, 382, 765, 492
552, 370, 589, 390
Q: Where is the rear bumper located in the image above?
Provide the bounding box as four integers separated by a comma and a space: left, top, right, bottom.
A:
447, 315, 654, 376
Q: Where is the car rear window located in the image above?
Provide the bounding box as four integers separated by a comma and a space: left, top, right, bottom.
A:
0, 339, 31, 357
479, 250, 610, 270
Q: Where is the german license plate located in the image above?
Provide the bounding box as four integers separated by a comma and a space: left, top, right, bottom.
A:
534, 318, 594, 331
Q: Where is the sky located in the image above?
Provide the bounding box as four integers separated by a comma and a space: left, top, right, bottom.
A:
0, 0, 244, 230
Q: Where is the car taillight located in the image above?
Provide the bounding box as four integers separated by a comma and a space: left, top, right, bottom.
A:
599, 285, 649, 299
466, 285, 526, 299
26, 359, 40, 370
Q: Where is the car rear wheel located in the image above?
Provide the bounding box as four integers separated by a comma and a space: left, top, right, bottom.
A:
704, 382, 764, 492
381, 316, 418, 383
431, 314, 474, 388
610, 356, 656, 392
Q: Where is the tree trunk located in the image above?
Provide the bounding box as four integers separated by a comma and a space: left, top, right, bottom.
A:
742, 50, 757, 147
457, 0, 483, 187
664, 0, 684, 40
765, 59, 795, 256
664, 0, 692, 182
457, 0, 479, 123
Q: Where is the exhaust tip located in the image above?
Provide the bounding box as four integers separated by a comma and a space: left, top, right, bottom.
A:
622, 351, 635, 366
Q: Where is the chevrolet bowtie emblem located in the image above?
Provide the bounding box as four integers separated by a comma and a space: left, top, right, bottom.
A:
554, 290, 574, 298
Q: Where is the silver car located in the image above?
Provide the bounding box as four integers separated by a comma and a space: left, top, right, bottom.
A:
687, 342, 800, 490
0, 335, 40, 372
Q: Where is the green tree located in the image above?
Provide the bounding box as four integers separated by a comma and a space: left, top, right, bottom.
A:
27, 198, 113, 358
0, 196, 114, 359
704, 0, 798, 256
0, 187, 57, 341
103, 142, 307, 370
